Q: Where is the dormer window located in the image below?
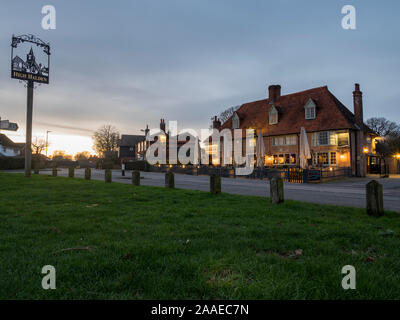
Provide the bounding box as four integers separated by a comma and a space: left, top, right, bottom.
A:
232, 112, 240, 129
304, 99, 316, 120
269, 105, 278, 125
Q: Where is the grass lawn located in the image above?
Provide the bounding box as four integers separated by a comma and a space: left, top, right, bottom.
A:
1, 172, 400, 300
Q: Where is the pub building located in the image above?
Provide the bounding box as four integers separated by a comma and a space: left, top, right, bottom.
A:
209, 83, 386, 177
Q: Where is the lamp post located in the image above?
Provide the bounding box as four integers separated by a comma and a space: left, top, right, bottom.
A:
45, 130, 51, 158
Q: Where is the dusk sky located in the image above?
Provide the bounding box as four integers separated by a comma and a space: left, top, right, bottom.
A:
1, 0, 399, 155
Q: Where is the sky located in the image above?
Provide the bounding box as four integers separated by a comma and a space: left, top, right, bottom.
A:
0, 0, 399, 155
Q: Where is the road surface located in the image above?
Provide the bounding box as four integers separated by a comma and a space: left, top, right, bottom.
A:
9, 168, 398, 212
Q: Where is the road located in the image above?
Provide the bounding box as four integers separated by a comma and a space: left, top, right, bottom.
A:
20, 168, 400, 212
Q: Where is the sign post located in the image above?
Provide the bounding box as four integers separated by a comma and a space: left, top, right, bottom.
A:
11, 34, 50, 177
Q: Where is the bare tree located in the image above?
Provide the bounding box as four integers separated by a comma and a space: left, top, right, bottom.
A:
32, 137, 46, 156
366, 117, 400, 137
75, 151, 91, 161
92, 125, 120, 158
52, 150, 73, 160
210, 105, 240, 126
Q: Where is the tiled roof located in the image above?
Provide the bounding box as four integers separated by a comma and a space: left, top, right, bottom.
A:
220, 86, 369, 136
119, 134, 145, 147
0, 134, 19, 148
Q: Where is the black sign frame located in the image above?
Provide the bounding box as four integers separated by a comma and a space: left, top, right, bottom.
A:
11, 34, 51, 84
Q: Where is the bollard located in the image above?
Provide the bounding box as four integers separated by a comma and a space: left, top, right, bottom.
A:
85, 168, 91, 180
105, 169, 112, 183
210, 174, 221, 194
132, 170, 140, 186
366, 180, 384, 216
270, 176, 284, 204
165, 172, 175, 188
68, 167, 75, 178
52, 166, 57, 177
33, 163, 39, 174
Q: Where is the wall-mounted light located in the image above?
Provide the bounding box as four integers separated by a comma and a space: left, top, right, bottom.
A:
363, 147, 369, 154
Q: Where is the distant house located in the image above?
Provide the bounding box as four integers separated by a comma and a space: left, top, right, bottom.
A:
0, 134, 23, 157
118, 134, 146, 163
136, 119, 198, 164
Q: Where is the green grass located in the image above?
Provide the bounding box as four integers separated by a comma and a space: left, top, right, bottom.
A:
0, 172, 400, 300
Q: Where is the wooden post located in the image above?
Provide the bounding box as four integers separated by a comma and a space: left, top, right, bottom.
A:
52, 166, 57, 177
132, 170, 140, 186
68, 167, 74, 178
105, 169, 112, 183
210, 174, 221, 194
33, 161, 39, 174
270, 176, 284, 204
85, 168, 91, 180
366, 180, 384, 216
165, 172, 175, 188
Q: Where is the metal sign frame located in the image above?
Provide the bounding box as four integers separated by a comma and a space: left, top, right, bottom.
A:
11, 34, 51, 84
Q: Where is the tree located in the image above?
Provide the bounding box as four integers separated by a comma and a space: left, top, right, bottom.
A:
32, 137, 46, 156
52, 150, 72, 161
92, 125, 120, 158
75, 151, 91, 161
366, 117, 400, 137
211, 105, 240, 126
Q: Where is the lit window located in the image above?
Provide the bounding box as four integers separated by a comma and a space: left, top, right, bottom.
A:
269, 106, 278, 125
330, 152, 337, 165
337, 132, 349, 146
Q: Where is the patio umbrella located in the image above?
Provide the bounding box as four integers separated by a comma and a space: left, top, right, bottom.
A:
256, 130, 266, 168
299, 127, 311, 169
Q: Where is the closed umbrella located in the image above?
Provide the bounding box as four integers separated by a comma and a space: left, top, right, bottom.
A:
256, 130, 266, 168
299, 127, 311, 169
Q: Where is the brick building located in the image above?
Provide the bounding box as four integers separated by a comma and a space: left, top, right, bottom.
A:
211, 83, 378, 177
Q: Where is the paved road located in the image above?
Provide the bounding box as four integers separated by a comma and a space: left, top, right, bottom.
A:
14, 168, 399, 212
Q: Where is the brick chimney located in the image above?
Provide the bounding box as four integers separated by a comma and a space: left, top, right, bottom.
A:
212, 116, 221, 130
160, 118, 166, 132
268, 85, 281, 103
353, 83, 363, 127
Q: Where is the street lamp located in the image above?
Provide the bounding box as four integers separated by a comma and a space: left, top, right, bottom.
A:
46, 130, 51, 158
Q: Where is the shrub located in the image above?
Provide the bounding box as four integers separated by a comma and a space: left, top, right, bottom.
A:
0, 157, 25, 170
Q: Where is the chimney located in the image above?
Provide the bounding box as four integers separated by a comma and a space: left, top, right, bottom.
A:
268, 85, 281, 103
160, 118, 166, 132
212, 116, 221, 130
353, 83, 363, 126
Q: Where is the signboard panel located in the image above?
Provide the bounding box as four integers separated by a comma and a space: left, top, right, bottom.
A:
0, 120, 19, 131
11, 35, 50, 84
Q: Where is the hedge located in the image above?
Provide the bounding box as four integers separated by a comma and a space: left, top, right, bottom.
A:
0, 157, 25, 170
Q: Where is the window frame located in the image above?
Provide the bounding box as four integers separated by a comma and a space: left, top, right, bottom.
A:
269, 106, 278, 125
304, 99, 316, 120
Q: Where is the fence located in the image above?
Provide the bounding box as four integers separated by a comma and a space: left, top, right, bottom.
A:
143, 165, 350, 183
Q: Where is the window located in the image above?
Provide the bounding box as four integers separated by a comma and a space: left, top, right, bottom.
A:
129, 147, 134, 151
330, 152, 337, 165
269, 106, 278, 125
304, 99, 316, 120
313, 152, 337, 166
232, 113, 240, 129
271, 153, 297, 165
272, 135, 296, 146
312, 131, 330, 146
337, 132, 349, 146
317, 152, 329, 165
